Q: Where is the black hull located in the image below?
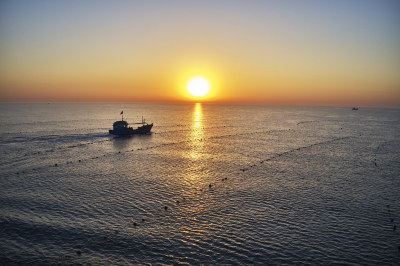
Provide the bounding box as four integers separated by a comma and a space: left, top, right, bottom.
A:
109, 123, 153, 136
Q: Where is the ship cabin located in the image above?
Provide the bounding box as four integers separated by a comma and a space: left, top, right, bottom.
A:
112, 120, 130, 130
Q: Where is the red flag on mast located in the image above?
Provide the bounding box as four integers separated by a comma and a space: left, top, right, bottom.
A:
120, 111, 123, 115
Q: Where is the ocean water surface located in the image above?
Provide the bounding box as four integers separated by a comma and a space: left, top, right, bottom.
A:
0, 103, 399, 264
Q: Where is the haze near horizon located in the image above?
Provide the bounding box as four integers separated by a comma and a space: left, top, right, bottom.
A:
0, 0, 399, 107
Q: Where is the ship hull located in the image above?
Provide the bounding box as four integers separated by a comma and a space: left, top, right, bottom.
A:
109, 123, 153, 136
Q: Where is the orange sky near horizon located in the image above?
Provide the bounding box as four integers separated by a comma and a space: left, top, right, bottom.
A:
0, 1, 399, 108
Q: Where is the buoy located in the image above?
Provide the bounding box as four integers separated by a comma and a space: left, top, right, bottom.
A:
164, 206, 168, 211
133, 222, 137, 226
394, 225, 397, 231
76, 250, 82, 255
142, 218, 145, 222
209, 184, 212, 188
176, 200, 180, 204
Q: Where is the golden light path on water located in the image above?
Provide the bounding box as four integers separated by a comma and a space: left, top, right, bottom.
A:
190, 103, 204, 160
179, 102, 211, 237
179, 103, 206, 193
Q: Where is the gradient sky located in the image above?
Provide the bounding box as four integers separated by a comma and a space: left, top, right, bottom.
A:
0, 0, 399, 107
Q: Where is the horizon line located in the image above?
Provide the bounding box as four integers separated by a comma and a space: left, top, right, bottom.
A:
0, 100, 398, 110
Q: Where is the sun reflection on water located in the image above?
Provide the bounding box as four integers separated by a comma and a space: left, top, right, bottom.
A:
190, 103, 204, 159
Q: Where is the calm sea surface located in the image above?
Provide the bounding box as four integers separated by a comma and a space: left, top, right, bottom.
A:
0, 103, 399, 265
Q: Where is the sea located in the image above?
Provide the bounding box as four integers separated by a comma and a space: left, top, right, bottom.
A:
0, 103, 399, 265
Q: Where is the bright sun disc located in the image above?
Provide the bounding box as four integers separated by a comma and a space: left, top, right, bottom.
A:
187, 77, 210, 97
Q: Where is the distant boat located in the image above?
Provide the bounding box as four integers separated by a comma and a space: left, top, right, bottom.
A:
109, 112, 153, 136
352, 107, 359, 110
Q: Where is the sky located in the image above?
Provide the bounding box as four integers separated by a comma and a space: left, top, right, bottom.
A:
0, 0, 399, 107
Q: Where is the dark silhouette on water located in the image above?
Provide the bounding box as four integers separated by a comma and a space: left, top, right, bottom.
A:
109, 111, 153, 136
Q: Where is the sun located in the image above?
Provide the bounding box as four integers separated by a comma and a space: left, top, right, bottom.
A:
187, 77, 210, 97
